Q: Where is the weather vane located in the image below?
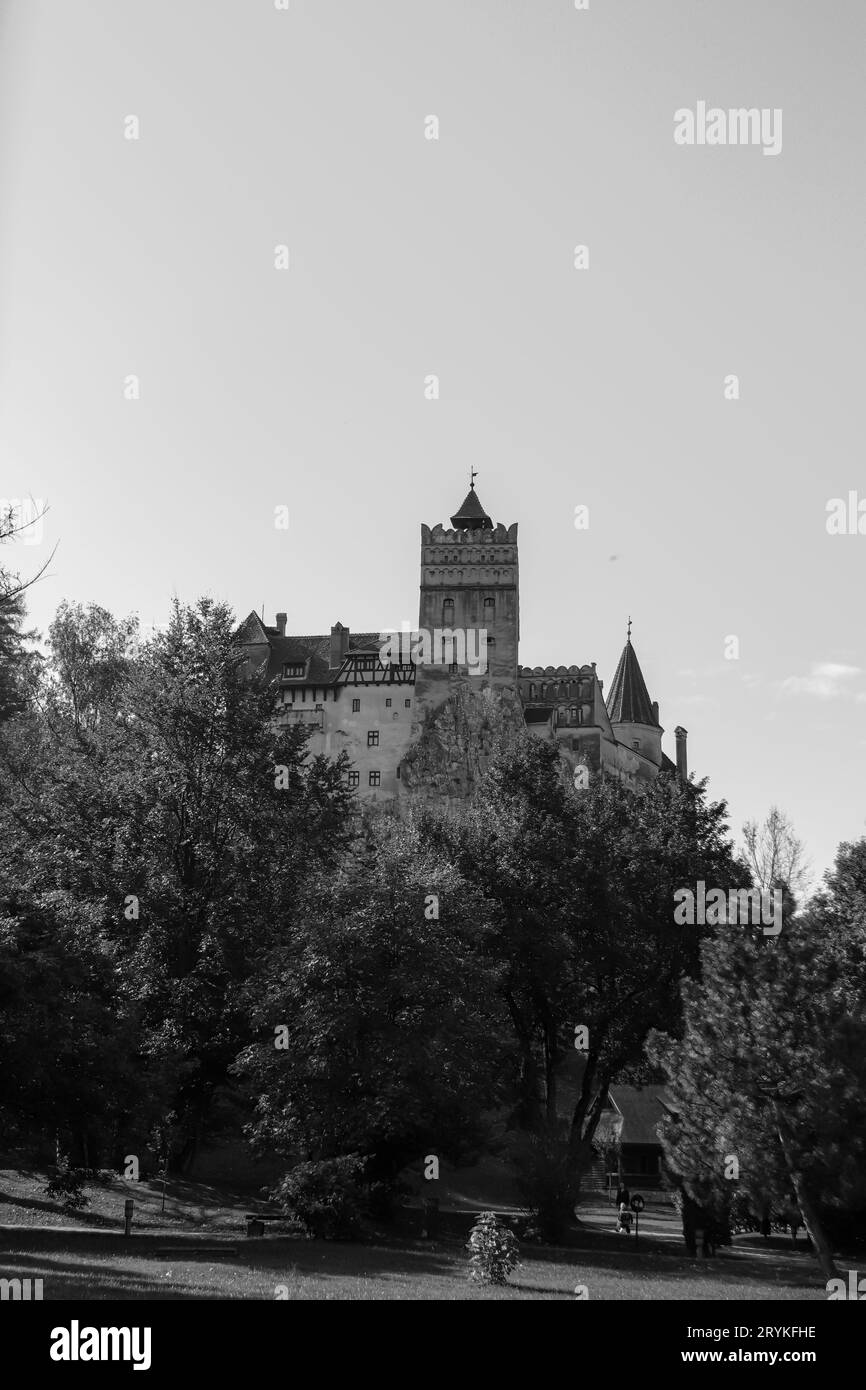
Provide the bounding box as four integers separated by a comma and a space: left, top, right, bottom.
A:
627, 615, 632, 641
470, 467, 478, 489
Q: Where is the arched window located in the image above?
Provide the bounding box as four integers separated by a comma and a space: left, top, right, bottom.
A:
442, 598, 455, 626
570, 705, 578, 724
483, 596, 495, 624
529, 683, 536, 699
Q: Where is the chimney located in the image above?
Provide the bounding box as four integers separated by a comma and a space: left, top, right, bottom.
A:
674, 726, 688, 783
275, 612, 287, 637
330, 622, 349, 669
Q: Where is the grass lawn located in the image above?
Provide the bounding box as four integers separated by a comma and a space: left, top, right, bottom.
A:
0, 1234, 826, 1300
0, 1161, 828, 1300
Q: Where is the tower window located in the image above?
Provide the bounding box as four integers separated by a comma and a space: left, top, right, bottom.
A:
367, 730, 379, 747
385, 698, 392, 708
570, 705, 578, 723
352, 698, 360, 712
442, 598, 455, 626
404, 698, 411, 708
369, 770, 381, 787
483, 597, 495, 622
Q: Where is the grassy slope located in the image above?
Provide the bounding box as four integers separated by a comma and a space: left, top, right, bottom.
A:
0, 1162, 826, 1301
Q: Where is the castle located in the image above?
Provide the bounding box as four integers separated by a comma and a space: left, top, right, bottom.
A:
237, 484, 688, 803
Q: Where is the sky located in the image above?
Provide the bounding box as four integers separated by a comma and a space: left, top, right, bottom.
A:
1, 0, 864, 884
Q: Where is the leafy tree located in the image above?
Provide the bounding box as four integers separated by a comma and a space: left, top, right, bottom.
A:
0, 503, 47, 721
649, 841, 866, 1280
235, 815, 512, 1182
0, 596, 353, 1169
436, 736, 744, 1186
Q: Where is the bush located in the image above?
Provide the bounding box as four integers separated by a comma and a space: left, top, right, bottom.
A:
466, 1211, 520, 1285
43, 1165, 90, 1210
271, 1155, 368, 1240
365, 1177, 410, 1224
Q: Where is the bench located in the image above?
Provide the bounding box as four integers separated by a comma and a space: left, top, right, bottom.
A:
244, 1212, 285, 1238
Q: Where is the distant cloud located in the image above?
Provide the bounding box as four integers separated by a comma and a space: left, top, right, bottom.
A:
779, 662, 862, 699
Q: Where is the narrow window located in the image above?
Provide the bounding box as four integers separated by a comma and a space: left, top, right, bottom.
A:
352, 698, 360, 713
442, 598, 455, 626
385, 698, 392, 708
404, 698, 411, 708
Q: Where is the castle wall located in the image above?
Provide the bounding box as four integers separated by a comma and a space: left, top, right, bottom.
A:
276, 683, 415, 802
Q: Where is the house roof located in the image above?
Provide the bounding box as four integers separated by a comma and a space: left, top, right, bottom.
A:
607, 1085, 673, 1147
237, 618, 384, 686
606, 638, 658, 727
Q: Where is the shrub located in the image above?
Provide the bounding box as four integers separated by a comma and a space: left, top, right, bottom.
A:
44, 1164, 90, 1211
466, 1211, 520, 1285
365, 1177, 410, 1224
271, 1155, 368, 1240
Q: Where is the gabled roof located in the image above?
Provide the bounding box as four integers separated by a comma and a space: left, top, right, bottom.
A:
450, 484, 493, 530
237, 618, 383, 686
607, 1085, 673, 1147
606, 638, 658, 727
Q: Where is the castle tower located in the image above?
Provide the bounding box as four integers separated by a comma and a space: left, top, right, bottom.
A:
416, 482, 519, 705
606, 623, 663, 773
399, 482, 522, 801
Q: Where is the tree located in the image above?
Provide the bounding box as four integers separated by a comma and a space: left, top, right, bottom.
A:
235, 815, 512, 1183
0, 501, 49, 721
742, 806, 811, 905
434, 736, 746, 1191
0, 596, 354, 1169
649, 843, 866, 1281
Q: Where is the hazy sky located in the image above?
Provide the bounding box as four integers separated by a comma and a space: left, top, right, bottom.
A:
2, 0, 864, 883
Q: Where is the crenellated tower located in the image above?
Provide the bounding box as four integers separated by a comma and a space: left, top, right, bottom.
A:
416, 482, 519, 702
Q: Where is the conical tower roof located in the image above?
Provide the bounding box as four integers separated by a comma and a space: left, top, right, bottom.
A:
450, 483, 493, 530
607, 630, 658, 726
